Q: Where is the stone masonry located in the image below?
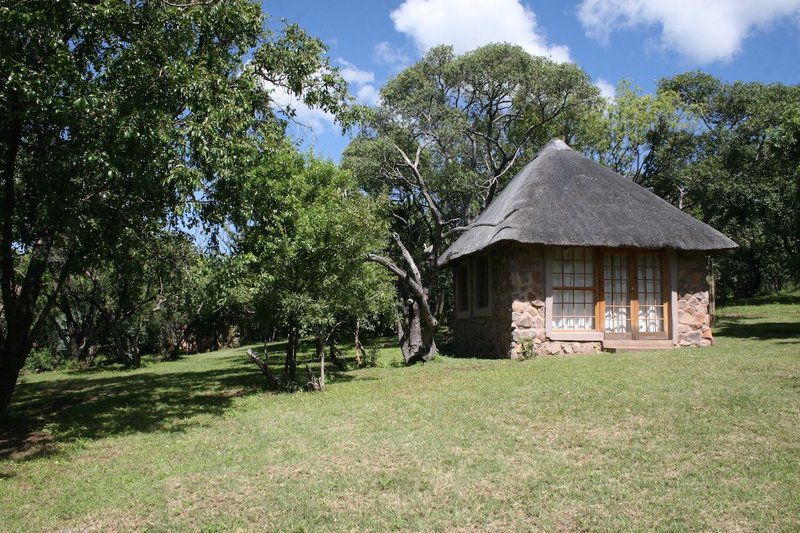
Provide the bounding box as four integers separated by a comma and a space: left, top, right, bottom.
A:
675, 253, 713, 346
452, 245, 713, 357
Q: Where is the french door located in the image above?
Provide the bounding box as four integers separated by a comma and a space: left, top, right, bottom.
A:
600, 250, 669, 340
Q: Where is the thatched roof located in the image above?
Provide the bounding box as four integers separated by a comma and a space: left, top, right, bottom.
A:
439, 139, 737, 266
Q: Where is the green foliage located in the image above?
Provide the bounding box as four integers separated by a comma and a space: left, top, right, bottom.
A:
228, 145, 395, 352
0, 0, 352, 408
517, 337, 536, 360
364, 346, 380, 368
22, 347, 63, 374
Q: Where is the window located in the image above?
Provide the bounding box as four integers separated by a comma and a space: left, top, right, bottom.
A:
551, 247, 596, 331
474, 256, 490, 310
456, 263, 470, 314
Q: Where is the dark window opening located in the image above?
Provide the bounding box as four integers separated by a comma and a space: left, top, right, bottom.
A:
474, 256, 489, 309
457, 264, 470, 313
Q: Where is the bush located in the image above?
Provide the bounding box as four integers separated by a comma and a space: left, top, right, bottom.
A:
364, 347, 380, 368
518, 337, 536, 359
24, 347, 65, 373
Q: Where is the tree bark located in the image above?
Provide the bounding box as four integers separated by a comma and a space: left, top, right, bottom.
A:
246, 348, 280, 389
0, 358, 22, 417
284, 325, 299, 385
368, 237, 438, 365
396, 285, 437, 364
353, 320, 363, 367
0, 331, 29, 416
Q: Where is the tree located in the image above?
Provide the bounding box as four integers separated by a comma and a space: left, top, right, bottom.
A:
651, 73, 800, 297
228, 147, 394, 386
0, 1, 348, 414
343, 44, 601, 363
584, 73, 800, 298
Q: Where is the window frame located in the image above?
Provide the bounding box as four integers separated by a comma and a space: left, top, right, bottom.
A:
455, 261, 472, 319
472, 255, 491, 317
545, 247, 675, 342
545, 247, 604, 341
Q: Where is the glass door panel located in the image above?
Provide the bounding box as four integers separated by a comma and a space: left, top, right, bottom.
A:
603, 253, 631, 335
637, 254, 666, 335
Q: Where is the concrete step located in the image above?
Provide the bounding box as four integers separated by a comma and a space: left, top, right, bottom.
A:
603, 339, 674, 353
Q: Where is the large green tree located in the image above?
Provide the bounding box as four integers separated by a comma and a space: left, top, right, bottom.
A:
582, 74, 800, 298
343, 44, 601, 363
229, 147, 393, 385
0, 0, 348, 413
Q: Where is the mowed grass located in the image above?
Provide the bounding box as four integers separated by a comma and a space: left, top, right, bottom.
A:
1, 298, 799, 531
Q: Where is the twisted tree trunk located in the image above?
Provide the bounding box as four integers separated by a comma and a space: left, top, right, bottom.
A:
368, 233, 438, 364
396, 284, 437, 364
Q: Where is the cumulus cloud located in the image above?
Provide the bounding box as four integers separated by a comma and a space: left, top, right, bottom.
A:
267, 82, 337, 137
390, 0, 571, 62
337, 59, 375, 86
595, 78, 616, 101
356, 84, 381, 106
373, 41, 412, 70
578, 0, 800, 64
335, 59, 381, 107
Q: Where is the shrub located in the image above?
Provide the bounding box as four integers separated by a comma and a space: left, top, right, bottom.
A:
24, 348, 65, 373
364, 347, 380, 368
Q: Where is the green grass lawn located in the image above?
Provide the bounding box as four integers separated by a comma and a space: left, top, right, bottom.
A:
1, 297, 799, 531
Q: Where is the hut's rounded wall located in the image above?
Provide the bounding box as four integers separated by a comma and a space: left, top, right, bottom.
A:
451, 246, 714, 356
450, 250, 511, 357
451, 244, 601, 358
676, 253, 713, 346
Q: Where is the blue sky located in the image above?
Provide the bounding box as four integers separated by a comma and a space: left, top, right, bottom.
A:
263, 0, 800, 161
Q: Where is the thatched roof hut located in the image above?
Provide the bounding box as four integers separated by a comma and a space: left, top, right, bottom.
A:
440, 139, 736, 266
442, 139, 736, 358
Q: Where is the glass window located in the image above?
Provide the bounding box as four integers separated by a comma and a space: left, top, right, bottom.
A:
474, 256, 489, 309
456, 263, 470, 313
552, 247, 596, 331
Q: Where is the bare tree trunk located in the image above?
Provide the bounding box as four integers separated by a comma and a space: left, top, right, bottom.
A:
314, 328, 326, 388
368, 233, 438, 365
353, 320, 363, 367
314, 329, 325, 362
246, 348, 281, 389
328, 341, 346, 370
284, 325, 299, 385
0, 337, 26, 416
319, 344, 325, 388
397, 286, 437, 364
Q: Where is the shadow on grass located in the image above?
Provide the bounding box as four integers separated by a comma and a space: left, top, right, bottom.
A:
715, 318, 800, 343
0, 349, 364, 461
720, 293, 800, 307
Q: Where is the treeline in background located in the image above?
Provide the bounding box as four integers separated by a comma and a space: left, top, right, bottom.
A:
1, 2, 797, 411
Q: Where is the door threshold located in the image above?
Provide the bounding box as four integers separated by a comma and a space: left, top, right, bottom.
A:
603, 339, 674, 353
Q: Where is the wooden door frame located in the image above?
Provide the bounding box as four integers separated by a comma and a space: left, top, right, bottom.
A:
596, 249, 670, 341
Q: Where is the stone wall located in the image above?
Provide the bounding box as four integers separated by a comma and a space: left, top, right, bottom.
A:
451, 246, 713, 356
675, 253, 713, 346
450, 248, 512, 357
451, 244, 602, 358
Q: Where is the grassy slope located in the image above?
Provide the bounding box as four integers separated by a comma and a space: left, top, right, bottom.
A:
1, 298, 799, 531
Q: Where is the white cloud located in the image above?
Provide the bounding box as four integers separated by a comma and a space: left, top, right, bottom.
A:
578, 0, 800, 64
390, 0, 571, 62
356, 84, 381, 106
374, 41, 411, 69
335, 59, 381, 106
337, 59, 375, 86
595, 78, 616, 101
265, 81, 337, 137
